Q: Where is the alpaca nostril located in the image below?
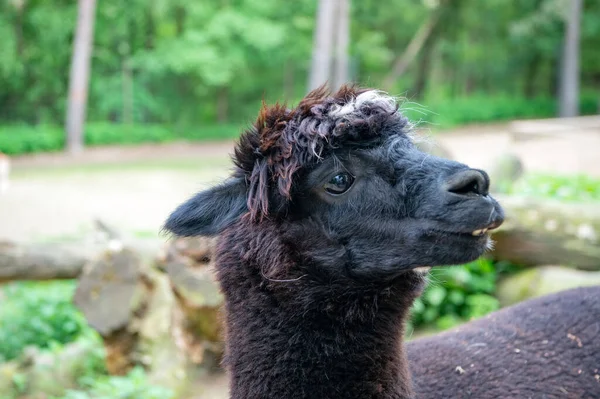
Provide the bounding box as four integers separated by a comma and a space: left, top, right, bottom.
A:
446, 169, 489, 196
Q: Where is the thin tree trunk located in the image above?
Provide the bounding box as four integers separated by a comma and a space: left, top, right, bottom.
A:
13, 1, 25, 57
332, 0, 350, 90
284, 59, 295, 101
308, 0, 336, 91
145, 7, 155, 49
524, 54, 541, 98
411, 36, 435, 98
217, 86, 228, 123
558, 0, 582, 117
175, 5, 186, 36
122, 58, 133, 124
65, 0, 97, 154
382, 3, 445, 91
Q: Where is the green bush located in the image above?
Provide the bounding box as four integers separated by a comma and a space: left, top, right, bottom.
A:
56, 367, 174, 399
84, 123, 173, 145
0, 122, 244, 155
0, 125, 65, 154
403, 93, 598, 128
408, 258, 518, 332
508, 173, 600, 202
0, 281, 88, 362
1, 94, 597, 155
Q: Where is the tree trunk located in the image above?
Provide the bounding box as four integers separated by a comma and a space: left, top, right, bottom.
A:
308, 0, 336, 91
283, 59, 295, 101
122, 57, 134, 124
558, 0, 582, 117
65, 0, 97, 154
217, 86, 228, 123
411, 34, 435, 98
524, 53, 541, 98
490, 195, 600, 270
382, 2, 445, 91
332, 0, 350, 90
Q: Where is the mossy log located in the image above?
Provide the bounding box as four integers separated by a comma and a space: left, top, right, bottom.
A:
491, 196, 600, 270
496, 266, 600, 306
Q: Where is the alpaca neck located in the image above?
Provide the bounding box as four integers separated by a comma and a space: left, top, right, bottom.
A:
216, 238, 424, 399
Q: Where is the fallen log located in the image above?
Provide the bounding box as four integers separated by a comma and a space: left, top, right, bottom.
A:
0, 238, 164, 284
490, 196, 600, 270
0, 241, 90, 283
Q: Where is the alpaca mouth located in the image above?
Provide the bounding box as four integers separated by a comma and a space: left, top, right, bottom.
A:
430, 220, 501, 238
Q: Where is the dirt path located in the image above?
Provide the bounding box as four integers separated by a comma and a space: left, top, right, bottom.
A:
0, 143, 235, 242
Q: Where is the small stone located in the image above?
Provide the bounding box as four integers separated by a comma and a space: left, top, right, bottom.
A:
455, 366, 466, 375
514, 348, 521, 353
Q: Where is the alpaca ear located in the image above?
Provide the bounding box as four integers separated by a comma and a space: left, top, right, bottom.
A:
163, 178, 247, 236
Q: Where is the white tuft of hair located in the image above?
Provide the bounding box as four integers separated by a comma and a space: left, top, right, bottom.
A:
485, 237, 496, 252
329, 90, 398, 119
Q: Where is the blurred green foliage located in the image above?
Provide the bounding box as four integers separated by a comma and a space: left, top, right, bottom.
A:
1, 90, 598, 155
408, 258, 519, 331
57, 367, 174, 399
403, 93, 599, 128
508, 173, 600, 202
0, 0, 598, 134
0, 281, 88, 362
0, 123, 242, 154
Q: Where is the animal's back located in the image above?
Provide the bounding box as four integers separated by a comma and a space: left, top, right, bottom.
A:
0, 152, 9, 194
408, 286, 600, 399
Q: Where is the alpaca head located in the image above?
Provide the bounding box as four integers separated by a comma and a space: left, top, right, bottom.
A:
165, 85, 504, 282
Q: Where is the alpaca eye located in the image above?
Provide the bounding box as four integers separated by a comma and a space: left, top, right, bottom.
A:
324, 173, 354, 195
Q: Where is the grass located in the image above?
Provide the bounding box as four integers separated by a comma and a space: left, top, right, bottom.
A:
508, 173, 600, 202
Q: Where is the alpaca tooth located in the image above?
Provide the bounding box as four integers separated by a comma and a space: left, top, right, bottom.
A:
472, 229, 483, 236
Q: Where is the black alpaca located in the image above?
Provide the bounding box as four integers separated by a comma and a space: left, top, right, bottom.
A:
165, 85, 504, 398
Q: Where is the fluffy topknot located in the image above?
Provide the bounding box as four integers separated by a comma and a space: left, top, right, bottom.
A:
233, 84, 410, 220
